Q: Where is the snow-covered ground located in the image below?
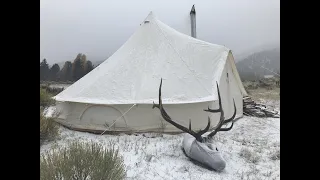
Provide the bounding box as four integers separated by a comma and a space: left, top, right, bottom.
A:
41, 102, 280, 180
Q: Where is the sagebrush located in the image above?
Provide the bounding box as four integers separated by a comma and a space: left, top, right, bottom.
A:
40, 141, 126, 180
270, 149, 280, 160
40, 111, 59, 146
40, 87, 58, 146
40, 84, 64, 96
40, 87, 55, 107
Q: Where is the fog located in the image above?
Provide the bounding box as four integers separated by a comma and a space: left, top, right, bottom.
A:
40, 0, 280, 64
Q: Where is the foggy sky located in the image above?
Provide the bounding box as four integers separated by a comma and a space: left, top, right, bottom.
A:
40, 0, 280, 64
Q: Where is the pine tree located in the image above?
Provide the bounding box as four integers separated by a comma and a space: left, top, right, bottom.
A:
50, 64, 60, 81
60, 61, 73, 81
85, 60, 94, 74
40, 59, 50, 81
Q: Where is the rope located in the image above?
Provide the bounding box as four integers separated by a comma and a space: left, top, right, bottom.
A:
100, 104, 137, 135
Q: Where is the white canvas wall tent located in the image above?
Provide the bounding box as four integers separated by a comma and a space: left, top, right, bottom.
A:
53, 12, 248, 134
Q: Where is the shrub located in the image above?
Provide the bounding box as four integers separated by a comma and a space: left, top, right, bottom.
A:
40, 84, 64, 96
40, 141, 126, 180
239, 148, 261, 164
270, 149, 280, 160
40, 111, 59, 146
40, 88, 55, 107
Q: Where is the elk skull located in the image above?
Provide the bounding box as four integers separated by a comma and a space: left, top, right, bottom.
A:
153, 78, 236, 171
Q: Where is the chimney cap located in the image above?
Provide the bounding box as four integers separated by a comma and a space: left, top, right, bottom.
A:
190, 4, 196, 14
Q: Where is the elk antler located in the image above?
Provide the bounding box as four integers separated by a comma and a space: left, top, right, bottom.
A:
153, 79, 236, 142
203, 82, 236, 139
152, 78, 210, 142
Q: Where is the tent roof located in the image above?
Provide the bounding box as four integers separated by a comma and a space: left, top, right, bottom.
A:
54, 12, 238, 105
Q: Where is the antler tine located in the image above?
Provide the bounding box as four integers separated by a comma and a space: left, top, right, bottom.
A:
204, 82, 236, 139
197, 117, 211, 136
158, 79, 175, 121
219, 122, 234, 131
204, 82, 222, 113
206, 114, 225, 138
152, 78, 164, 109
153, 78, 210, 142
152, 102, 160, 109
223, 99, 237, 124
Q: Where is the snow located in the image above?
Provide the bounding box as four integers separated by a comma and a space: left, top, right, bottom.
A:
41, 102, 280, 180
43, 106, 59, 118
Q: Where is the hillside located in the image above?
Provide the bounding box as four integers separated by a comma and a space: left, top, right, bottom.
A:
236, 48, 280, 80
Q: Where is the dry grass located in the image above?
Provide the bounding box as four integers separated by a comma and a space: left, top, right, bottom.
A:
247, 87, 280, 100
40, 141, 126, 180
239, 148, 261, 164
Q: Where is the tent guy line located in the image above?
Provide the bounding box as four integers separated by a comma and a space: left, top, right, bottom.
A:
100, 104, 137, 136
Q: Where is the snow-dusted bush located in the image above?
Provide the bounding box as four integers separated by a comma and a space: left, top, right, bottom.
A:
40, 111, 59, 146
40, 87, 55, 108
270, 149, 280, 160
40, 141, 126, 180
239, 148, 261, 164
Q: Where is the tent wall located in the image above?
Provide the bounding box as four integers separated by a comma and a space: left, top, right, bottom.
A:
57, 101, 214, 133
227, 52, 248, 96
218, 53, 244, 118
55, 63, 243, 134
